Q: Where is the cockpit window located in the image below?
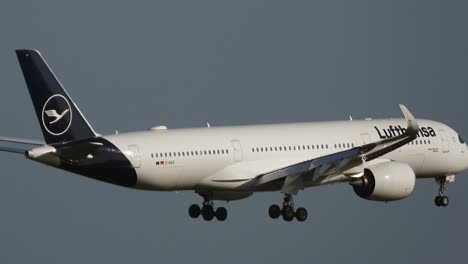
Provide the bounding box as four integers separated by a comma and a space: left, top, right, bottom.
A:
459, 135, 465, 144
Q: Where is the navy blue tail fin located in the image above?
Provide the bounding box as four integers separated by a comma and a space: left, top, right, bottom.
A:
16, 49, 97, 144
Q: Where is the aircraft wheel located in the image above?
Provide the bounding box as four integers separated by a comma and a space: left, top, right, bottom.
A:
441, 196, 449, 207
295, 207, 308, 222
189, 204, 201, 218
282, 205, 295, 222
269, 204, 281, 219
434, 196, 442, 207
202, 205, 214, 221
215, 207, 228, 221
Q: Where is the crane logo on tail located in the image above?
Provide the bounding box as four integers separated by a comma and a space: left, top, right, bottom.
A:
45, 109, 70, 124
41, 94, 73, 136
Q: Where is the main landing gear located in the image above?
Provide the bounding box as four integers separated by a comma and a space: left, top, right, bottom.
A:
268, 194, 307, 222
434, 177, 450, 207
188, 194, 227, 221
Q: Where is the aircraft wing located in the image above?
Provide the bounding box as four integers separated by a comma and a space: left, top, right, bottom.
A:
248, 105, 419, 195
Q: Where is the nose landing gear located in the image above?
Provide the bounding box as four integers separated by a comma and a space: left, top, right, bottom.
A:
268, 194, 308, 222
434, 176, 452, 207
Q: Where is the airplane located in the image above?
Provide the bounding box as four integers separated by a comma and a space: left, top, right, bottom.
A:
1, 49, 467, 222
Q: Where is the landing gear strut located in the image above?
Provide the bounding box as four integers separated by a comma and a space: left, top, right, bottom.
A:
188, 193, 228, 221
434, 177, 450, 207
268, 194, 307, 222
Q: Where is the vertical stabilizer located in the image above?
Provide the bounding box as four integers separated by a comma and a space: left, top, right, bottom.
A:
16, 49, 97, 144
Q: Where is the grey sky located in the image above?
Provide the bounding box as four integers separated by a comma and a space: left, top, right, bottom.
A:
1, 1, 467, 263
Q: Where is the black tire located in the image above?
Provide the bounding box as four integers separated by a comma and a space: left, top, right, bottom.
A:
215, 207, 228, 221
282, 205, 295, 222
434, 196, 442, 207
268, 204, 281, 219
441, 196, 449, 207
295, 207, 308, 222
202, 206, 214, 221
188, 204, 201, 218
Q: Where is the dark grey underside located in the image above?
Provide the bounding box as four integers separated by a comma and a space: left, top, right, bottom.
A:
53, 137, 137, 187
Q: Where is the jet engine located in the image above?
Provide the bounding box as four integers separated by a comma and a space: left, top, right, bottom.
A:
351, 161, 416, 201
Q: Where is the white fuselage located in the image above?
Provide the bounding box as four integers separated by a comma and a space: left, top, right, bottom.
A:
105, 118, 468, 192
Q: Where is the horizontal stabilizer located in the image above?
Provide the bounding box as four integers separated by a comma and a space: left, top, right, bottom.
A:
0, 136, 45, 145
0, 146, 26, 154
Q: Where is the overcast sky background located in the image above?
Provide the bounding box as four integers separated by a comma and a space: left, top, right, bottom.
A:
1, 1, 467, 263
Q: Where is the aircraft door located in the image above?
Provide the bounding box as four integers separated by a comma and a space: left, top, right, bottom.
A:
127, 145, 141, 168
439, 130, 450, 153
231, 140, 243, 162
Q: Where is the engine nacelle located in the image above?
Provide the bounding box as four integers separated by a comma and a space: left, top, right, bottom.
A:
352, 161, 416, 201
